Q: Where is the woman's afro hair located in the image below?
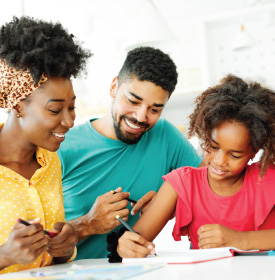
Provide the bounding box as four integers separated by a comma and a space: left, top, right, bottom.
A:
0, 16, 92, 84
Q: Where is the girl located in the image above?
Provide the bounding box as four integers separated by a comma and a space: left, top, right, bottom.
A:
114, 74, 275, 259
0, 17, 91, 273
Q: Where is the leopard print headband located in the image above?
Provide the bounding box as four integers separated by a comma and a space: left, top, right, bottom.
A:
0, 59, 48, 109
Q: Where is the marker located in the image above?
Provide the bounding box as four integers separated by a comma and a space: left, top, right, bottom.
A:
116, 215, 157, 256
111, 190, 137, 204
17, 218, 59, 238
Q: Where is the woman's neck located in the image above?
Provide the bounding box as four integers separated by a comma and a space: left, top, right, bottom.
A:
0, 117, 38, 166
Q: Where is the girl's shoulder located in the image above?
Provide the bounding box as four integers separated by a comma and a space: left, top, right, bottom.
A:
173, 165, 207, 177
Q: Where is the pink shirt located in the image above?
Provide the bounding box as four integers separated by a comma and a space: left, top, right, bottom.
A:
163, 163, 275, 249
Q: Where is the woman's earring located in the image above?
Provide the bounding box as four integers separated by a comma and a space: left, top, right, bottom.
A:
16, 113, 21, 118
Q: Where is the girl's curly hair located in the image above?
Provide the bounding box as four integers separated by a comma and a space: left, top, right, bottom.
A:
188, 74, 275, 177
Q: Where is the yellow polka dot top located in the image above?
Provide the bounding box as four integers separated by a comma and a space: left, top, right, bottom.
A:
0, 145, 65, 274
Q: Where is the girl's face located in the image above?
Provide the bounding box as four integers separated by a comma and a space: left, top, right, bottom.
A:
204, 120, 255, 186
17, 77, 76, 152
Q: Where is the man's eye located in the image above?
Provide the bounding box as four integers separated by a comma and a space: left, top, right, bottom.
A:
127, 98, 138, 104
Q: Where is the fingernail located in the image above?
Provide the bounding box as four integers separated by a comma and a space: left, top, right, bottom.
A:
147, 245, 153, 250
150, 249, 156, 255
131, 210, 135, 215
34, 218, 40, 221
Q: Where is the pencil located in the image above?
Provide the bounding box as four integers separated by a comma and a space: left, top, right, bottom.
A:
17, 218, 58, 237
111, 190, 137, 204
115, 215, 157, 256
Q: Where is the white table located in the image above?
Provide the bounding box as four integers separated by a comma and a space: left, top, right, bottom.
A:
1, 256, 275, 279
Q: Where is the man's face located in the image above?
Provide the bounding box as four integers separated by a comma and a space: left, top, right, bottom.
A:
111, 77, 170, 144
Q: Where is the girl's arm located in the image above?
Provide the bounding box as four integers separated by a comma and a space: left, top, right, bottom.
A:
198, 225, 275, 250
117, 181, 178, 258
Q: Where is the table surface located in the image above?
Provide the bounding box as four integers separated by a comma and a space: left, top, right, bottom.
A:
1, 256, 275, 280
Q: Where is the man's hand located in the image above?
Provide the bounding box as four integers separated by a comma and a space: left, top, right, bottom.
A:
47, 222, 77, 263
117, 231, 156, 258
198, 224, 245, 249
131, 191, 156, 216
72, 187, 130, 240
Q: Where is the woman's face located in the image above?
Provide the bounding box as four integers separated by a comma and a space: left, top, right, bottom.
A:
18, 77, 76, 152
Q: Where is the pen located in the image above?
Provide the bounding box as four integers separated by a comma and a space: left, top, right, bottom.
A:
17, 218, 59, 238
111, 190, 137, 204
116, 215, 157, 256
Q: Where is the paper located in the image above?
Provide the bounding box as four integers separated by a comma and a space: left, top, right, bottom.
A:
123, 247, 267, 264
29, 263, 164, 279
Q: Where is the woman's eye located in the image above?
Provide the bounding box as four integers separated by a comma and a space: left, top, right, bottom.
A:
49, 110, 60, 114
69, 107, 76, 111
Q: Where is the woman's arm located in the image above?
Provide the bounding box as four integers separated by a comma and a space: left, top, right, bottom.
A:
117, 181, 178, 258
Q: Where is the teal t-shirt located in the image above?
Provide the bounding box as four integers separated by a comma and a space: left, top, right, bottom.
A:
57, 118, 202, 259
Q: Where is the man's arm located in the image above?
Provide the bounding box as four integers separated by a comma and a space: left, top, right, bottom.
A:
68, 187, 130, 243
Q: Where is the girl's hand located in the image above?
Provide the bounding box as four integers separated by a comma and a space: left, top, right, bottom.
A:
0, 219, 48, 269
117, 231, 156, 258
198, 224, 245, 249
47, 222, 77, 263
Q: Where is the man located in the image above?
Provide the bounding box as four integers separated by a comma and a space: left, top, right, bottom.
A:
58, 47, 203, 259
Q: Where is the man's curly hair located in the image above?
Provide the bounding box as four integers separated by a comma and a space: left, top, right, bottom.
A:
117, 47, 178, 95
188, 74, 275, 177
0, 16, 91, 84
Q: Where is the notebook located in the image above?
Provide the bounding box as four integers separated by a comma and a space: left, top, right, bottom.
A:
122, 247, 269, 265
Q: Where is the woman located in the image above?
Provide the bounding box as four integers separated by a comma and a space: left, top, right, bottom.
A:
0, 16, 91, 273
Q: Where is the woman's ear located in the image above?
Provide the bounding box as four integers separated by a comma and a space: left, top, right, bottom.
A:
110, 76, 118, 99
13, 104, 22, 118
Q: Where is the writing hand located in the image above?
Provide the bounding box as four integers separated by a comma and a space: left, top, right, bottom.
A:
117, 231, 156, 258
198, 224, 245, 249
0, 218, 48, 269
131, 190, 157, 216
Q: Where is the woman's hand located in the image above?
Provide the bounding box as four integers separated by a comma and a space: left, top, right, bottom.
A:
198, 224, 245, 249
0, 219, 48, 270
117, 231, 156, 258
47, 222, 77, 263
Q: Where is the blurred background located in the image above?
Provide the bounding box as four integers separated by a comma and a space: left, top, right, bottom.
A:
1, 0, 275, 251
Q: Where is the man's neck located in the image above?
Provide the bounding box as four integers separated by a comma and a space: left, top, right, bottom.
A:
91, 113, 118, 140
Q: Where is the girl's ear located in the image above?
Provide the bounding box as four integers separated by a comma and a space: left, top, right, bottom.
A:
110, 76, 118, 99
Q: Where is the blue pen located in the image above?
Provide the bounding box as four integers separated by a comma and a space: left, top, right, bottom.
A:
116, 215, 157, 256
268, 250, 275, 256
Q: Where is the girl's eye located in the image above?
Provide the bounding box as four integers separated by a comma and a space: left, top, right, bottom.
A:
210, 145, 218, 150
69, 107, 76, 111
231, 154, 241, 159
127, 98, 138, 105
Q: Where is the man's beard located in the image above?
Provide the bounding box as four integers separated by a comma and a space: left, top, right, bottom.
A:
112, 112, 150, 145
